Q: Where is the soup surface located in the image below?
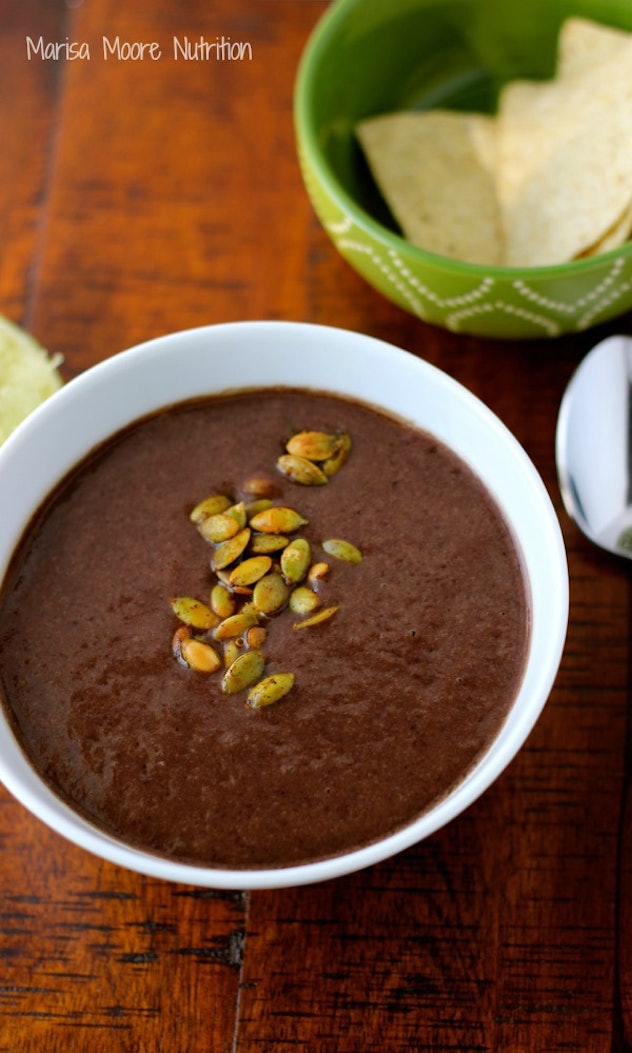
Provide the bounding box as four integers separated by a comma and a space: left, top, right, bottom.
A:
0, 389, 529, 868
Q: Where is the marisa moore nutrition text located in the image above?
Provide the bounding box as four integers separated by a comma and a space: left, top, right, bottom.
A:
25, 35, 253, 62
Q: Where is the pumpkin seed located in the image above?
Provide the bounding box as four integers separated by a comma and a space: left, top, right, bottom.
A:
175, 428, 357, 702
210, 583, 236, 620
307, 561, 329, 589
245, 498, 274, 518
293, 604, 339, 630
242, 476, 279, 498
229, 555, 272, 588
249, 532, 290, 555
213, 607, 259, 640
249, 506, 308, 534
286, 430, 341, 461
212, 528, 251, 571
322, 538, 363, 564
189, 493, 231, 524
253, 572, 290, 615
181, 637, 222, 674
247, 672, 295, 709
322, 432, 351, 477
231, 584, 254, 597
222, 650, 266, 694
171, 625, 191, 663
198, 511, 240, 543
280, 538, 311, 584
223, 640, 240, 668
170, 596, 219, 631
225, 500, 247, 529
289, 586, 320, 615
276, 454, 328, 487
246, 625, 267, 648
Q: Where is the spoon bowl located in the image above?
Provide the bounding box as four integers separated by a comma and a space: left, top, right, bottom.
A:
556, 334, 632, 558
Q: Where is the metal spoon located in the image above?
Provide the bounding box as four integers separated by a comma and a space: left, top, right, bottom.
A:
556, 333, 632, 559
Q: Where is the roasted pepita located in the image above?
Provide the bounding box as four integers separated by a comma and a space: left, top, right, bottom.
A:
307, 561, 330, 589
276, 454, 328, 487
222, 650, 266, 694
246, 672, 295, 709
249, 532, 290, 554
288, 586, 320, 616
170, 596, 219, 631
212, 528, 251, 570
181, 637, 222, 674
322, 537, 363, 564
245, 498, 274, 518
280, 537, 311, 584
231, 584, 254, 597
189, 493, 231, 524
322, 432, 351, 477
241, 476, 279, 498
229, 555, 272, 588
246, 625, 267, 649
176, 426, 356, 703
171, 625, 191, 663
253, 572, 290, 615
286, 430, 341, 461
213, 607, 260, 640
249, 506, 308, 534
225, 500, 247, 529
198, 511, 240, 543
223, 640, 240, 668
210, 583, 236, 620
293, 604, 339, 630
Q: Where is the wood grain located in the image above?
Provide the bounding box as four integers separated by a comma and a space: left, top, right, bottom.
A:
0, 0, 65, 325
1, 1, 631, 1050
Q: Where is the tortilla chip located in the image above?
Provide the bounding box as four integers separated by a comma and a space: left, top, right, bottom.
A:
356, 110, 502, 265
577, 199, 632, 258
557, 16, 631, 77
354, 17, 632, 268
498, 34, 632, 265
503, 117, 632, 265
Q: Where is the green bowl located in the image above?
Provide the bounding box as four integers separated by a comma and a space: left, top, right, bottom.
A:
294, 0, 632, 339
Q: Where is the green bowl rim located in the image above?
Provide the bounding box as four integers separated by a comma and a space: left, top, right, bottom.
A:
293, 0, 632, 281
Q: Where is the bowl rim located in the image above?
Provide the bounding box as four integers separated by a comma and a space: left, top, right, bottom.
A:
0, 320, 569, 889
293, 0, 632, 280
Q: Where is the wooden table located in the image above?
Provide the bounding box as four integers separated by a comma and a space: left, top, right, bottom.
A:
1, 1, 630, 1050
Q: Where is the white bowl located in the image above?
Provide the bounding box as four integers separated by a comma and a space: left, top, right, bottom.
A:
0, 321, 568, 888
